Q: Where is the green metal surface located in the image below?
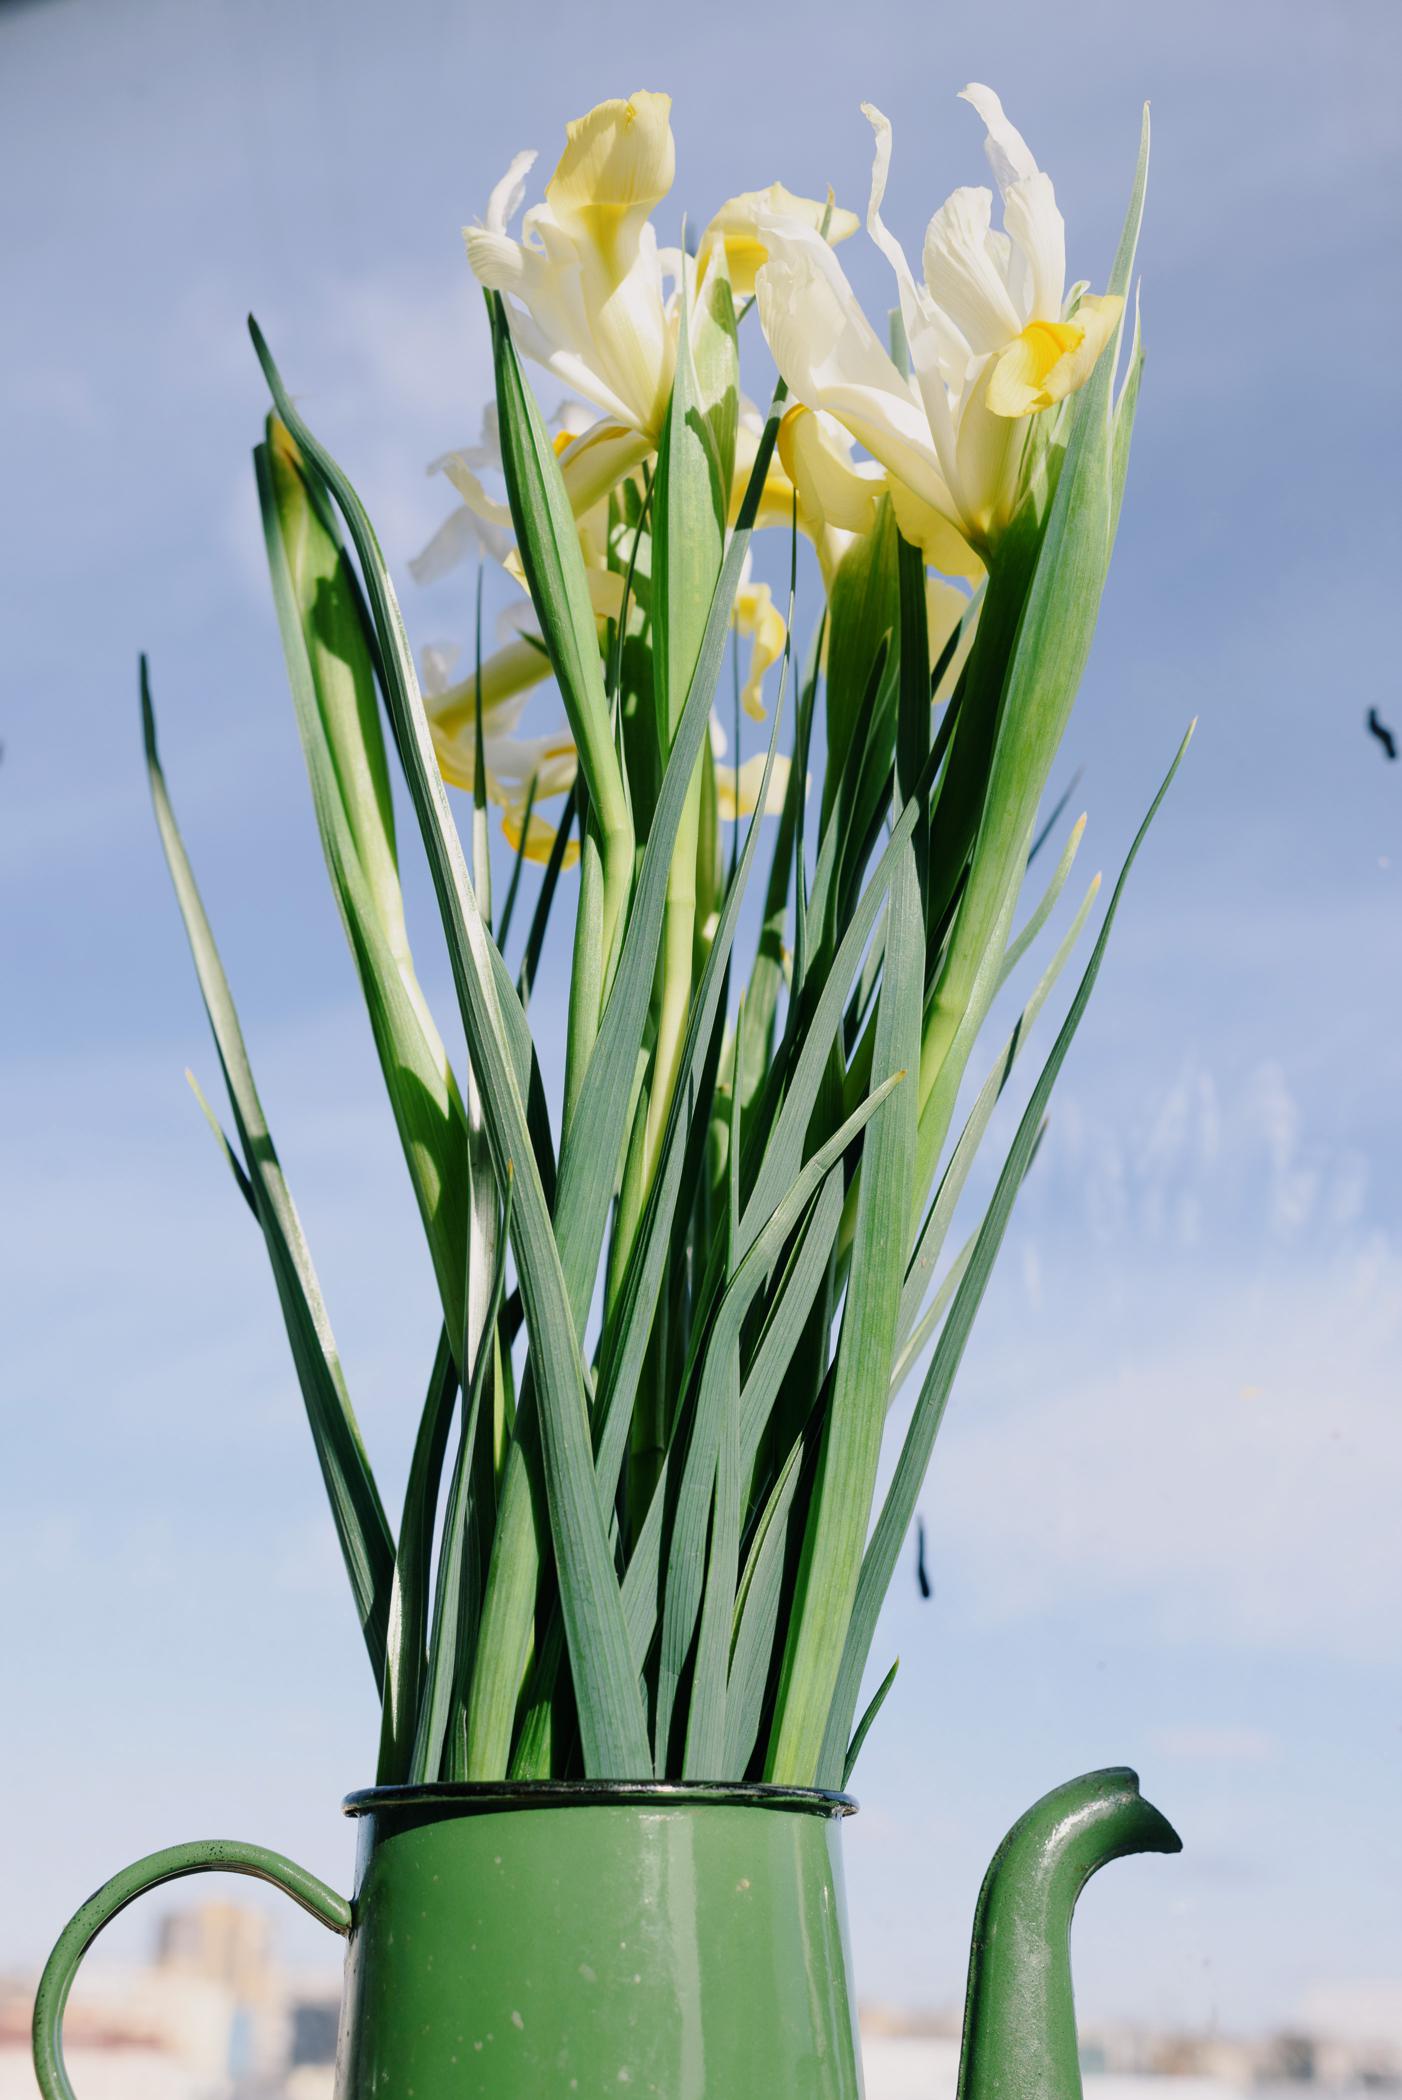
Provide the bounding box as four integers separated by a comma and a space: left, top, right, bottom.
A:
31, 1839, 351, 2100
337, 1784, 864, 2097
33, 1767, 1179, 2099
33, 1784, 863, 2100
957, 1767, 1183, 2100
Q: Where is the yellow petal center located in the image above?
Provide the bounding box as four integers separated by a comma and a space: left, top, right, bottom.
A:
985, 295, 1125, 420
986, 319, 1085, 417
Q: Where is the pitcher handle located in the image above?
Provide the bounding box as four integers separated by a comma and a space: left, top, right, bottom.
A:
32, 1838, 352, 2100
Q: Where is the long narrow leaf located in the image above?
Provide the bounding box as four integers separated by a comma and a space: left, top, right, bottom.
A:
593, 661, 789, 1509
257, 429, 471, 1343
741, 787, 920, 1243
843, 1658, 898, 1787
738, 1170, 844, 1480
997, 813, 1086, 993
550, 379, 788, 1326
918, 111, 1151, 1190
377, 1331, 457, 1783
488, 296, 633, 972
900, 872, 1101, 1350
816, 723, 1191, 1786
724, 1434, 807, 1776
142, 663, 393, 1681
631, 1071, 905, 1694
476, 541, 790, 1772
766, 836, 922, 1784
411, 1172, 512, 1783
680, 1008, 746, 1776
250, 323, 650, 1777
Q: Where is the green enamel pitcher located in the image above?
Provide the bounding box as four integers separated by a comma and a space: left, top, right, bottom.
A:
33, 1765, 1179, 2097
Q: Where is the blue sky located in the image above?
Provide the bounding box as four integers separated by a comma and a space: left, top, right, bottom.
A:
2, 0, 1399, 2039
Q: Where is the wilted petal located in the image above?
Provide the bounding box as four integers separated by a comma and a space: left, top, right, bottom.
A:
863, 102, 967, 401
863, 106, 971, 528
958, 83, 1039, 193
485, 149, 539, 234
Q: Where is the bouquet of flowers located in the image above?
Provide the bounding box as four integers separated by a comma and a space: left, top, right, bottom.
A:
144, 83, 1182, 1792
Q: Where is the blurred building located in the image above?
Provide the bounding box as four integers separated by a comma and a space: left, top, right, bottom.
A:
2, 1901, 1398, 2098
0, 1897, 334, 2099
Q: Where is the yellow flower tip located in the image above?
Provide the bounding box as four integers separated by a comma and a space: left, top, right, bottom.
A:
777, 402, 880, 539
548, 92, 675, 223
986, 295, 1124, 419
732, 579, 788, 720
700, 181, 859, 297
775, 402, 806, 475
502, 802, 580, 869
267, 414, 302, 469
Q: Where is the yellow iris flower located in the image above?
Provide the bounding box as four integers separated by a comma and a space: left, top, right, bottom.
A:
420, 640, 579, 868
464, 94, 859, 516
756, 85, 1123, 553
698, 182, 858, 299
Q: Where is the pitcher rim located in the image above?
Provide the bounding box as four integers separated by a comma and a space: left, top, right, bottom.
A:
342, 1779, 858, 1820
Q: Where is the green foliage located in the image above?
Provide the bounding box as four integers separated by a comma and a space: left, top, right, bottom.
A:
141, 664, 394, 1682
142, 118, 1183, 1786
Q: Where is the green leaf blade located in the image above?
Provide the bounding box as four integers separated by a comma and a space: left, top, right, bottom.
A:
142, 663, 394, 1683
250, 323, 650, 1777
817, 723, 1192, 1786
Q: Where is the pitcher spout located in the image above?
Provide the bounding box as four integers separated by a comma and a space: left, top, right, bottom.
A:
957, 1767, 1181, 2100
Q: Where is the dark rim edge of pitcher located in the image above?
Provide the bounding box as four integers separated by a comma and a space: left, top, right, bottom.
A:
342, 1780, 859, 1819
